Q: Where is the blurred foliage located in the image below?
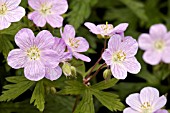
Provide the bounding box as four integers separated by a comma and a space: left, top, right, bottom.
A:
0, 0, 170, 113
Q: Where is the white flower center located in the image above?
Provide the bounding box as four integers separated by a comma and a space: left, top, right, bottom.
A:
0, 4, 7, 15
68, 38, 80, 49
154, 40, 165, 51
27, 46, 40, 60
141, 102, 153, 113
40, 4, 52, 15
112, 50, 126, 63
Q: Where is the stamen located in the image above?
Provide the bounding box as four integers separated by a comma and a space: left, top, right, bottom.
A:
0, 4, 7, 15
112, 50, 126, 62
27, 46, 40, 60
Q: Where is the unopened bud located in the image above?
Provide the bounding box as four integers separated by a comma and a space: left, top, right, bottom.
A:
103, 69, 112, 80
50, 87, 57, 94
62, 62, 71, 76
71, 66, 77, 77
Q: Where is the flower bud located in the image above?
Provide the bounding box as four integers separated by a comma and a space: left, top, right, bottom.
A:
62, 62, 71, 76
103, 69, 112, 80
71, 66, 77, 77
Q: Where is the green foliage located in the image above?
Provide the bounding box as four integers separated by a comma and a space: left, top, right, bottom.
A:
0, 22, 26, 36
60, 79, 124, 113
74, 89, 95, 113
30, 80, 45, 112
0, 35, 14, 58
68, 0, 98, 29
0, 76, 35, 102
119, 0, 148, 21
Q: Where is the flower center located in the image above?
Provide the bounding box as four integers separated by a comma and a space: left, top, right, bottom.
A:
154, 40, 165, 51
69, 38, 80, 48
27, 46, 40, 60
100, 22, 114, 34
0, 4, 7, 15
112, 50, 126, 62
141, 102, 153, 113
40, 4, 52, 15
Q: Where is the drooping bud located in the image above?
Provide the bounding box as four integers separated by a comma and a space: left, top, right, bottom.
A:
71, 66, 77, 77
62, 62, 71, 76
103, 69, 112, 80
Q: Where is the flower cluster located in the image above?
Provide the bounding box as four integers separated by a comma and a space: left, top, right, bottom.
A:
7, 25, 90, 81
1, 0, 169, 112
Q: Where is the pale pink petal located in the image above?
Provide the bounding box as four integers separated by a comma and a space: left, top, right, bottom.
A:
138, 33, 153, 50
112, 23, 128, 33
35, 30, 54, 49
108, 34, 122, 52
140, 87, 159, 105
15, 28, 34, 50
7, 49, 27, 69
121, 36, 138, 57
28, 11, 46, 27
46, 15, 63, 28
149, 24, 167, 39
123, 57, 141, 74
28, 0, 41, 10
0, 16, 11, 30
52, 38, 66, 54
123, 107, 138, 113
5, 6, 25, 22
45, 66, 62, 81
84, 22, 101, 34
152, 96, 167, 112
125, 93, 142, 112
40, 49, 59, 68
102, 49, 112, 65
61, 25, 76, 42
59, 52, 72, 62
111, 64, 127, 79
51, 0, 68, 14
163, 32, 170, 46
73, 52, 91, 62
5, 0, 21, 10
24, 60, 45, 81
154, 109, 169, 113
143, 50, 162, 65
72, 37, 89, 52
162, 47, 170, 63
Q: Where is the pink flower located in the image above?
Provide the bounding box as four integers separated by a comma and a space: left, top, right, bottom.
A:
84, 22, 128, 38
28, 0, 68, 28
123, 87, 167, 113
45, 38, 72, 81
7, 28, 59, 81
0, 0, 25, 30
138, 24, 170, 65
60, 24, 91, 62
102, 34, 141, 79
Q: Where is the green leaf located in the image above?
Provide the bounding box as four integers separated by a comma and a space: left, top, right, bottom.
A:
74, 89, 95, 113
44, 95, 75, 113
58, 80, 86, 95
0, 76, 35, 102
91, 78, 118, 90
68, 0, 98, 29
91, 89, 125, 111
119, 0, 148, 21
70, 59, 86, 76
0, 35, 14, 58
30, 80, 45, 112
0, 22, 26, 35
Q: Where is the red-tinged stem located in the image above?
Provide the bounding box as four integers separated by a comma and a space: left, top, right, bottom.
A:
86, 39, 107, 78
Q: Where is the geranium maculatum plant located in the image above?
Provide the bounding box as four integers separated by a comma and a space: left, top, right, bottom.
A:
0, 0, 169, 113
